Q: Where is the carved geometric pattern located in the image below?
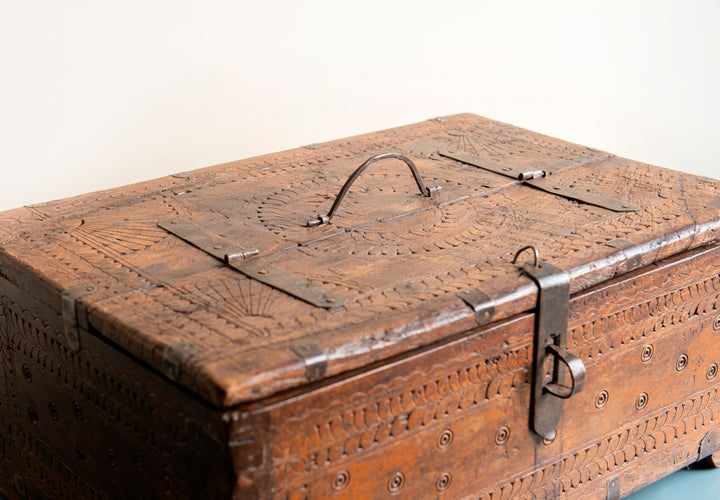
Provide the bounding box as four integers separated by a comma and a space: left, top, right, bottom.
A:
479, 388, 720, 500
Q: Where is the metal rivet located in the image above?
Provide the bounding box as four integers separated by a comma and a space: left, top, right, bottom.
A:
28, 407, 39, 425
258, 269, 270, 275
48, 402, 59, 421
436, 429, 454, 449
595, 390, 609, 409
641, 344, 654, 362
332, 470, 349, 491
635, 392, 649, 410
714, 316, 720, 331
495, 426, 511, 445
72, 401, 83, 421
21, 364, 32, 383
388, 472, 405, 493
435, 472, 452, 492
676, 354, 688, 372
708, 364, 718, 380
107, 447, 118, 468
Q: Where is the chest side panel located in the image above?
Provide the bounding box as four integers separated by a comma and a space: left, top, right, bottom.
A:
0, 271, 233, 500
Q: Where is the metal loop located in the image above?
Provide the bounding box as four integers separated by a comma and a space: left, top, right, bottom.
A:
512, 245, 540, 268
306, 153, 438, 227
543, 344, 587, 399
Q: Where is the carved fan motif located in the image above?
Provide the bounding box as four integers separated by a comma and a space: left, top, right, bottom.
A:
70, 202, 179, 255
179, 278, 280, 338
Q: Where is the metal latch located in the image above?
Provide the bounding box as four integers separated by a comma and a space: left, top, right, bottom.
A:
514, 246, 587, 441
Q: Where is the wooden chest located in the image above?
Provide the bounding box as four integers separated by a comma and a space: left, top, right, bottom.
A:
1, 114, 719, 499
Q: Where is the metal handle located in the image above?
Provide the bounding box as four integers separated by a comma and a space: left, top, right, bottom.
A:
543, 344, 587, 399
306, 153, 440, 227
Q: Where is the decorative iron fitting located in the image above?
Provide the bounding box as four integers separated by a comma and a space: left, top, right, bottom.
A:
61, 284, 97, 352
291, 341, 328, 382
513, 246, 587, 442
606, 476, 620, 500
456, 288, 496, 325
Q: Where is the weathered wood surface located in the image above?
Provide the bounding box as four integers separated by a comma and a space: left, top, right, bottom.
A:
0, 114, 718, 407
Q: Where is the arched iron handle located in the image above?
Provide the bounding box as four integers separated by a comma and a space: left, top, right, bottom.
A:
543, 344, 587, 399
306, 153, 440, 227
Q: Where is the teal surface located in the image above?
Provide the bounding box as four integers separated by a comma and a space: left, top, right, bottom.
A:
626, 464, 720, 499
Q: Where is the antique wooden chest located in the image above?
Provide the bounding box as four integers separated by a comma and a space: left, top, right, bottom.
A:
1, 114, 719, 499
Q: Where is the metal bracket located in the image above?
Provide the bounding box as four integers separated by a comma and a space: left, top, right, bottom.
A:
158, 217, 346, 308
606, 238, 644, 271
438, 149, 640, 212
457, 288, 496, 325
61, 284, 97, 351
513, 246, 587, 441
699, 430, 719, 460
291, 341, 328, 382
606, 476, 620, 500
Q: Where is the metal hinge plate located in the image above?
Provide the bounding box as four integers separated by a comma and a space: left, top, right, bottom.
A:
438, 149, 640, 212
159, 217, 346, 308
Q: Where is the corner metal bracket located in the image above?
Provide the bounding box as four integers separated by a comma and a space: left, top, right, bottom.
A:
291, 341, 328, 382
438, 149, 640, 212
514, 247, 587, 441
699, 429, 719, 460
158, 217, 346, 309
457, 288, 496, 325
606, 476, 620, 500
61, 284, 97, 351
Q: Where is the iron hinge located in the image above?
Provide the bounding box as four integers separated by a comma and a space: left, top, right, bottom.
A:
514, 246, 587, 442
438, 149, 640, 212
61, 284, 97, 351
158, 217, 346, 308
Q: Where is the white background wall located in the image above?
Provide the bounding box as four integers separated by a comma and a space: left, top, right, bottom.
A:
1, 1, 719, 211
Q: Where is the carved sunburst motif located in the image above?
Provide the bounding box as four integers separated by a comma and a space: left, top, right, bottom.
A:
180, 278, 280, 338
70, 203, 177, 255
447, 132, 511, 158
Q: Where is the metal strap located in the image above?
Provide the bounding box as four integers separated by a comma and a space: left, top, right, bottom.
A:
438, 149, 640, 212
159, 217, 346, 308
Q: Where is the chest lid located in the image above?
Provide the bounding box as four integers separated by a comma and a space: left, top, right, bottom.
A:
1, 114, 719, 407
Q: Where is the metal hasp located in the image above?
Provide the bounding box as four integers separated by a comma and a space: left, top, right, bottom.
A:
438, 149, 640, 212
158, 217, 346, 308
307, 152, 441, 227
513, 245, 587, 441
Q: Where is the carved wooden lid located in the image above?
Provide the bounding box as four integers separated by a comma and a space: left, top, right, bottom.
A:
1, 114, 719, 407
